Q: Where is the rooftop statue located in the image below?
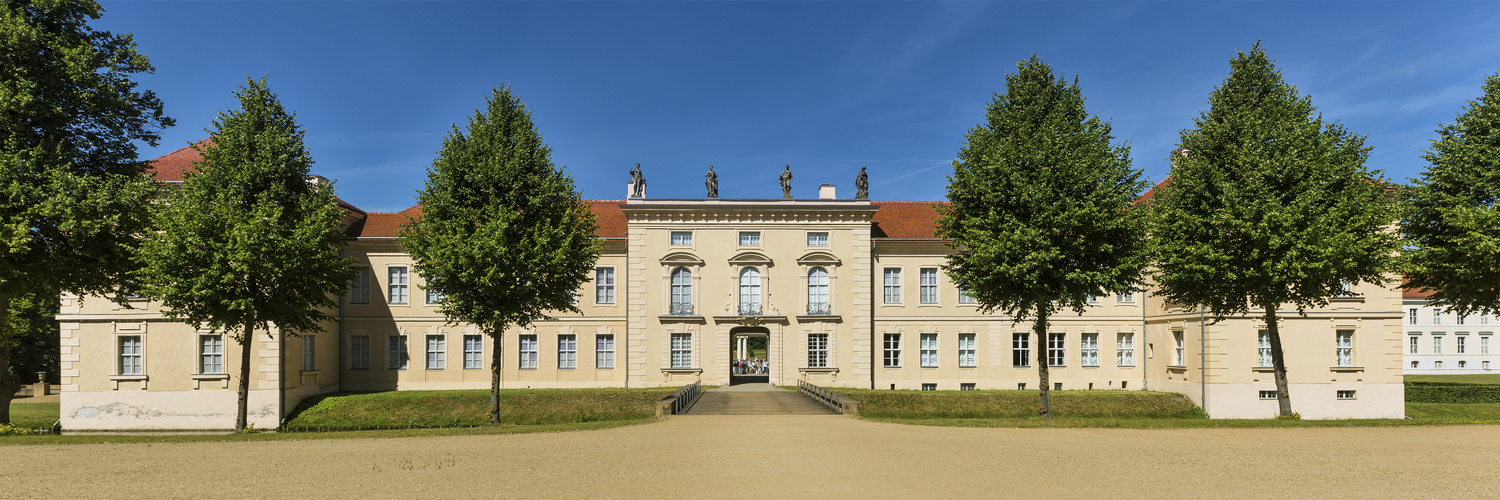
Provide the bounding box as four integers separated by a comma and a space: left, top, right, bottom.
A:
855, 166, 869, 200
779, 164, 793, 199
706, 165, 718, 198
630, 163, 646, 198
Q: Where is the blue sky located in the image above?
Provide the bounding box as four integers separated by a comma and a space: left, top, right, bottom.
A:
99, 1, 1498, 212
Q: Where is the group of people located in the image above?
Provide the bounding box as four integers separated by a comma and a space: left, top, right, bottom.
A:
732, 358, 769, 375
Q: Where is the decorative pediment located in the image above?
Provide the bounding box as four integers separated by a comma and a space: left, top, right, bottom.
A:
797, 251, 841, 266
727, 251, 773, 266
659, 251, 705, 266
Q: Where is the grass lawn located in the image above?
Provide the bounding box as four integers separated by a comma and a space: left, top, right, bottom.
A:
7, 401, 59, 429
284, 387, 676, 430
1404, 374, 1500, 385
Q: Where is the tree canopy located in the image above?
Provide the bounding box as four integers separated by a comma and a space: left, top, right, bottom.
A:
937, 56, 1149, 417
0, 0, 170, 423
1402, 74, 1500, 318
1149, 43, 1400, 416
137, 77, 352, 431
400, 86, 600, 424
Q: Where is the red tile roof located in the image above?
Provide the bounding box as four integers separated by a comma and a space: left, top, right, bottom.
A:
871, 201, 946, 239
349, 201, 627, 240
591, 200, 627, 238
147, 139, 213, 182
1135, 177, 1171, 205
1401, 276, 1434, 300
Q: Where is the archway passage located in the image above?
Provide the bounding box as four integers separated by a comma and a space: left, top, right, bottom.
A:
730, 327, 770, 386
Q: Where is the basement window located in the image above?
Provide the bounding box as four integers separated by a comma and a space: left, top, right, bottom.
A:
921, 383, 936, 391
1337, 390, 1357, 400
1259, 390, 1277, 400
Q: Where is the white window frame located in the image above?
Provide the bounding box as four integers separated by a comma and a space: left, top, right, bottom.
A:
199, 334, 223, 374
1456, 335, 1467, 354
1012, 333, 1030, 367
1258, 330, 1273, 367
388, 335, 408, 370
883, 333, 901, 368
739, 267, 761, 316
918, 268, 939, 304
595, 267, 616, 305
671, 231, 693, 246
118, 335, 143, 376
597, 334, 616, 369
1116, 333, 1135, 367
1081, 333, 1099, 367
558, 334, 577, 369
1434, 335, 1444, 354
920, 333, 938, 368
883, 268, 902, 304
1173, 331, 1185, 366
807, 333, 828, 368
1481, 336, 1491, 355
738, 231, 761, 246
303, 335, 317, 371
388, 266, 409, 304
807, 267, 830, 315
958, 333, 976, 368
921, 383, 937, 391
1408, 308, 1418, 325
1117, 291, 1135, 304
1335, 330, 1353, 367
349, 267, 370, 304
1409, 335, 1420, 354
463, 335, 483, 370
806, 232, 828, 247
425, 287, 443, 305
670, 333, 692, 369
670, 267, 693, 315
426, 335, 445, 370
519, 335, 538, 369
350, 335, 370, 370
1047, 333, 1065, 367
958, 288, 976, 304
1434, 309, 1443, 325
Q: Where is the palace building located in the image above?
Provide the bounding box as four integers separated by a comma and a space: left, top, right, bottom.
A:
57, 145, 1406, 430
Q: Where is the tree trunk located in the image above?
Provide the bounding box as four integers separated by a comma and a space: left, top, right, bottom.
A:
490, 332, 502, 425
236, 318, 254, 432
1265, 305, 1293, 417
0, 292, 14, 425
1035, 308, 1052, 418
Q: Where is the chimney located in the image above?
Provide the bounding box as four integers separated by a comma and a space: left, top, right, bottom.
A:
819, 184, 836, 200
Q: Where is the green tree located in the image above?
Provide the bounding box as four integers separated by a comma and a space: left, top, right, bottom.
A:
137, 78, 352, 432
936, 56, 1149, 417
399, 86, 600, 424
1402, 74, 1500, 318
1149, 44, 1399, 417
0, 0, 170, 423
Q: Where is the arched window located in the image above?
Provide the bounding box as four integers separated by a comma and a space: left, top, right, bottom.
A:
739, 268, 761, 316
670, 267, 693, 315
807, 267, 829, 315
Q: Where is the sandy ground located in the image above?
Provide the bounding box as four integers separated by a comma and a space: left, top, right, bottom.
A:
5, 416, 1500, 499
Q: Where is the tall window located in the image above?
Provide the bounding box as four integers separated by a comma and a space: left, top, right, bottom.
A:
1012, 333, 1030, 367
1482, 336, 1491, 355
595, 268, 616, 304
1456, 335, 1467, 354
919, 268, 938, 304
739, 268, 760, 316
671, 231, 693, 246
671, 267, 693, 315
807, 333, 828, 368
1047, 333, 1065, 366
1457, 314, 1466, 326
807, 267, 830, 315
1409, 336, 1420, 354
118, 335, 142, 375
597, 334, 616, 369
920, 333, 938, 367
1434, 309, 1443, 325
558, 334, 577, 369
1258, 330, 1273, 367
1434, 336, 1444, 354
1482, 314, 1492, 325
1408, 308, 1418, 325
883, 334, 901, 367
958, 288, 976, 304
1173, 331, 1185, 366
806, 232, 828, 246
463, 335, 483, 369
883, 268, 902, 304
303, 335, 316, 371
1116, 333, 1134, 366
1335, 330, 1354, 367
388, 267, 409, 304
738, 231, 761, 246
670, 333, 692, 369
1117, 291, 1135, 303
388, 335, 408, 370
426, 335, 445, 370
958, 333, 976, 368
200, 335, 223, 374
1081, 333, 1099, 367
349, 267, 370, 304
350, 335, 370, 370
519, 335, 538, 369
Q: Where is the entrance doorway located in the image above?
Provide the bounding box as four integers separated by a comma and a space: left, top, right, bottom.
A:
730, 327, 770, 385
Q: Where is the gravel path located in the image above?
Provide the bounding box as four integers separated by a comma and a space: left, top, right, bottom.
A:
5, 417, 1498, 499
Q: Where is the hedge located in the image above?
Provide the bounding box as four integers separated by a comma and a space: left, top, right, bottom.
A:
1404, 384, 1500, 404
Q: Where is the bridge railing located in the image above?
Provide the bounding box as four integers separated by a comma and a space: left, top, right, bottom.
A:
798, 380, 860, 416
655, 380, 701, 418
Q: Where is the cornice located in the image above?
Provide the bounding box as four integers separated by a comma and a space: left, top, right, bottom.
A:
621, 199, 878, 225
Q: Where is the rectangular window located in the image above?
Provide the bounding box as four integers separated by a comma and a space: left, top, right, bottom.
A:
1336, 280, 1355, 297
388, 335, 408, 370
200, 335, 223, 374
1116, 333, 1135, 366
1482, 314, 1491, 325
1482, 336, 1491, 355
1434, 309, 1443, 325
883, 334, 901, 368
1259, 390, 1277, 400
426, 335, 445, 370
1409, 308, 1418, 325
349, 267, 370, 304
806, 232, 828, 246
1173, 331, 1185, 366
919, 333, 938, 368
807, 333, 828, 368
303, 335, 316, 371
1117, 291, 1135, 303
958, 288, 976, 304
425, 288, 443, 304
883, 268, 902, 304
958, 333, 976, 368
1434, 336, 1444, 354
558, 334, 577, 369
921, 383, 937, 391
671, 231, 693, 246
670, 333, 692, 369
1409, 336, 1420, 354
1457, 314, 1466, 325
738, 231, 760, 246
1080, 333, 1099, 367
1258, 330, 1273, 367
1086, 295, 1100, 304
597, 334, 616, 369
1456, 335, 1466, 354
388, 267, 409, 304
1435, 360, 1443, 369
1335, 330, 1353, 367
1012, 333, 1030, 367
595, 267, 616, 304
350, 335, 370, 370
463, 335, 483, 370
960, 383, 976, 391
1048, 333, 1065, 366
118, 335, 142, 375
918, 268, 938, 304
519, 335, 538, 369
1337, 390, 1357, 400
